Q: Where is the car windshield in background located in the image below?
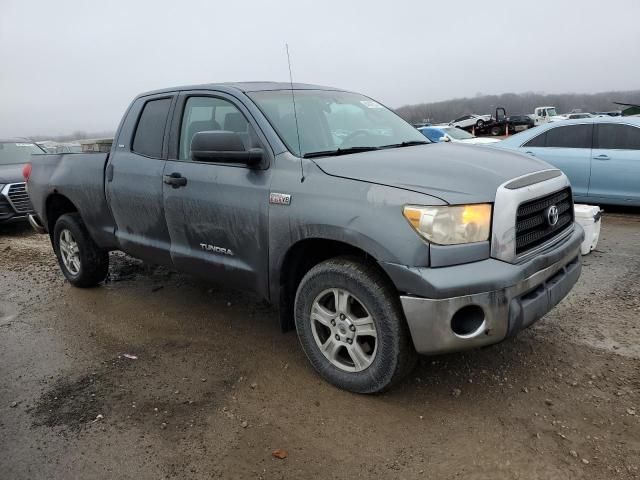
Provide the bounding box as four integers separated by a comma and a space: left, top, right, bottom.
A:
547, 108, 558, 116
443, 127, 474, 140
247, 90, 428, 157
0, 142, 43, 165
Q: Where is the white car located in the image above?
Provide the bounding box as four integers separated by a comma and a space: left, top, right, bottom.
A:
448, 114, 492, 129
418, 126, 501, 145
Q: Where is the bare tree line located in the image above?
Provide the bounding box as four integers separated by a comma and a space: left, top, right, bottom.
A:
28, 130, 116, 142
395, 90, 640, 124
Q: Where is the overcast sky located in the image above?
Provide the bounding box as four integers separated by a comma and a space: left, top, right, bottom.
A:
1, 0, 639, 137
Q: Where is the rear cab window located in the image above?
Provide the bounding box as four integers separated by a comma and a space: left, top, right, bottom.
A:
132, 97, 172, 158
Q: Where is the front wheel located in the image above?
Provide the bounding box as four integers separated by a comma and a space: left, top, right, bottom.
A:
294, 257, 416, 393
476, 119, 485, 128
53, 213, 109, 287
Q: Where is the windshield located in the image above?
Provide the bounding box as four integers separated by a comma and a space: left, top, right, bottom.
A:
443, 127, 474, 140
547, 108, 558, 117
0, 142, 43, 165
247, 90, 428, 157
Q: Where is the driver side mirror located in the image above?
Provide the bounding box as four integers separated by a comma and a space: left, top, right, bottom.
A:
191, 131, 262, 166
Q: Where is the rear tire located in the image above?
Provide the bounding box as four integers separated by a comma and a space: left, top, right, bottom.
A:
53, 213, 109, 287
294, 257, 416, 393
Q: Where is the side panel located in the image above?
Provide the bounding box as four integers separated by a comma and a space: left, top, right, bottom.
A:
162, 90, 273, 298
28, 152, 118, 248
519, 146, 591, 198
268, 153, 443, 302
105, 94, 175, 265
588, 123, 640, 205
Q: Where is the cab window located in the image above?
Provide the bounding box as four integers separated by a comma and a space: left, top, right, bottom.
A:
132, 98, 172, 158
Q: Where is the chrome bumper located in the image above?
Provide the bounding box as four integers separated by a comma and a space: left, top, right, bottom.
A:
400, 226, 583, 355
28, 214, 46, 234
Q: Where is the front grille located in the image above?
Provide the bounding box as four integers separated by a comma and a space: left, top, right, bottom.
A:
515, 188, 573, 255
5, 183, 33, 214
0, 197, 12, 217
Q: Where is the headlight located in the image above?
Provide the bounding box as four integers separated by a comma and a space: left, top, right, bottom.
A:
403, 204, 492, 245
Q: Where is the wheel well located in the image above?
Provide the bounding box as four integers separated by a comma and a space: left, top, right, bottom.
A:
278, 239, 392, 331
46, 193, 78, 236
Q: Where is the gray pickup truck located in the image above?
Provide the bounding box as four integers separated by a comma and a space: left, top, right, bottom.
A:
26, 82, 583, 393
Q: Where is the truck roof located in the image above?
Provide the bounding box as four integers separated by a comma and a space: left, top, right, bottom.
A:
137, 81, 347, 99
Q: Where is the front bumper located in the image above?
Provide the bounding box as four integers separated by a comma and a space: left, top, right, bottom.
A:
385, 225, 583, 355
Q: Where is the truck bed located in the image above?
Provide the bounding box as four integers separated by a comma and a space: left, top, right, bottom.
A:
28, 152, 117, 248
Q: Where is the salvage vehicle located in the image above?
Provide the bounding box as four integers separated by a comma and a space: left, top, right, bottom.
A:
26, 82, 584, 393
532, 106, 564, 125
0, 138, 42, 225
418, 126, 500, 144
494, 117, 640, 206
506, 115, 535, 132
448, 113, 492, 130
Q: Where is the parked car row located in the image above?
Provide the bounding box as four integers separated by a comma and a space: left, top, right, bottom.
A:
418, 125, 500, 144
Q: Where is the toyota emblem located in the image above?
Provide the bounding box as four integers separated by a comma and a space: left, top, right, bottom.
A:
546, 205, 559, 226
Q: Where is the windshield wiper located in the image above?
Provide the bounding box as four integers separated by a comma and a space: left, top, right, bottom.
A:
379, 140, 430, 149
303, 146, 380, 158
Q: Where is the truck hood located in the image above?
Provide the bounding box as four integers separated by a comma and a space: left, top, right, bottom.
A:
0, 164, 25, 184
312, 143, 554, 204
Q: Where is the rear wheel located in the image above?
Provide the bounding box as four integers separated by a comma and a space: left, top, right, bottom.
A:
294, 257, 416, 393
53, 213, 109, 287
490, 126, 502, 136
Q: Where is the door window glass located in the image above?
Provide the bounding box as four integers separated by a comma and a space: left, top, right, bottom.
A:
132, 98, 172, 158
523, 132, 546, 147
545, 124, 592, 148
596, 124, 640, 150
179, 96, 250, 160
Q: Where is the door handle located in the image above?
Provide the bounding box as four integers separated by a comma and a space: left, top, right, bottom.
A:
593, 154, 610, 161
525, 151, 536, 156
163, 173, 188, 188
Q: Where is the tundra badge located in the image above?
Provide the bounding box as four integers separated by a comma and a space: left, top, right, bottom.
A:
200, 244, 234, 256
269, 193, 291, 205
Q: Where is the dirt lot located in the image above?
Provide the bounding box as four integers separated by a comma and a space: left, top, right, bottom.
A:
1, 213, 639, 480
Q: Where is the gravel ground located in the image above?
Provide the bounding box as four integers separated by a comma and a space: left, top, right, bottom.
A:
0, 212, 639, 480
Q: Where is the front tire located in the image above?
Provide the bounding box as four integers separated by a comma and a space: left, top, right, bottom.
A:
294, 257, 416, 393
53, 213, 109, 287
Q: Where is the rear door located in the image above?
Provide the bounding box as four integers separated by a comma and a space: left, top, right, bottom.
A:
589, 123, 640, 204
106, 94, 175, 265
520, 123, 593, 200
162, 91, 272, 297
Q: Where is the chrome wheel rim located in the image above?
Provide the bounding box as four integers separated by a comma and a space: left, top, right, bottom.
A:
59, 229, 81, 275
310, 288, 378, 372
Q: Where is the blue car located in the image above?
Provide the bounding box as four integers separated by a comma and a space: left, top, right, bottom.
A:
493, 117, 640, 206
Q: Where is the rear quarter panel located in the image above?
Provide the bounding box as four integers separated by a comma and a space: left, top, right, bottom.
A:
29, 153, 117, 248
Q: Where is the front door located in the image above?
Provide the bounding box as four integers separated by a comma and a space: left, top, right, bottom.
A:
520, 123, 593, 200
106, 94, 175, 265
162, 92, 272, 297
589, 123, 640, 204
